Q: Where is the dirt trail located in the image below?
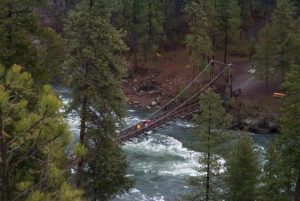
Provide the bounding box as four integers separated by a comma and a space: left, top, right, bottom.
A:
123, 48, 281, 108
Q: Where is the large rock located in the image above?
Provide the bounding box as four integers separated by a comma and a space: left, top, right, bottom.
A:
151, 101, 157, 106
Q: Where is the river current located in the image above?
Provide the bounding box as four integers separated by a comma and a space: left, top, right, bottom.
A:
56, 86, 273, 201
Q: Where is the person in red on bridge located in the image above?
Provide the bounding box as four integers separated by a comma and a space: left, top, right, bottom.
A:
143, 119, 151, 127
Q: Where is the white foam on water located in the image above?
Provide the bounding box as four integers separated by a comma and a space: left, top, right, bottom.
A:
173, 120, 195, 128
66, 112, 80, 136
254, 144, 265, 152
123, 133, 200, 177
124, 116, 143, 127
114, 189, 165, 201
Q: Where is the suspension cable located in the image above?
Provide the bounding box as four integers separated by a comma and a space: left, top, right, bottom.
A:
118, 62, 232, 141
155, 63, 232, 121
144, 60, 213, 119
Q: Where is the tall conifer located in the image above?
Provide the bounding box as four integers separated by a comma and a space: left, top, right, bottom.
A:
0, 65, 83, 201
226, 134, 260, 201
277, 65, 300, 200
271, 0, 296, 77
64, 0, 132, 199
254, 23, 276, 91
0, 0, 64, 83
185, 0, 212, 72
184, 89, 231, 201
216, 0, 240, 63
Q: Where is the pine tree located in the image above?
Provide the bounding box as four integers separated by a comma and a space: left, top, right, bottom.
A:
115, 0, 164, 70
271, 0, 296, 78
226, 134, 260, 201
64, 1, 132, 199
0, 65, 83, 201
185, 0, 213, 72
0, 0, 64, 84
216, 0, 240, 63
163, 0, 185, 47
184, 89, 231, 201
238, 0, 253, 26
141, 0, 164, 63
260, 142, 283, 201
254, 23, 276, 91
277, 65, 300, 200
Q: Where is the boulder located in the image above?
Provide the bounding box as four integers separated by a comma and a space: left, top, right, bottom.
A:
151, 101, 157, 106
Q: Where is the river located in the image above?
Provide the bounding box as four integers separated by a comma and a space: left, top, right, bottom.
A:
56, 86, 274, 201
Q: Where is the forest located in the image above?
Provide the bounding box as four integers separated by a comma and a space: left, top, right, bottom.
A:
0, 0, 299, 200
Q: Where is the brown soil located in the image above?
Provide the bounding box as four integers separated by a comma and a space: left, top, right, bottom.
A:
123, 48, 193, 107
122, 48, 282, 113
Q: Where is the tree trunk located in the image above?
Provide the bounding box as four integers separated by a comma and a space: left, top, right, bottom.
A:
6, 2, 13, 66
224, 25, 228, 64
132, 0, 138, 72
0, 111, 9, 201
206, 151, 210, 201
76, 95, 87, 188
229, 65, 233, 97
294, 176, 300, 201
206, 108, 211, 201
265, 56, 269, 92
212, 35, 216, 60
224, 0, 229, 64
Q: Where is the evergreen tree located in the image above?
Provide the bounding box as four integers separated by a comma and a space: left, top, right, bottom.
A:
184, 89, 231, 201
115, 0, 164, 70
226, 134, 260, 201
64, 1, 132, 199
260, 142, 283, 201
277, 65, 300, 200
216, 0, 240, 63
141, 0, 164, 63
238, 0, 253, 26
271, 0, 296, 77
0, 65, 82, 201
204, 0, 219, 59
254, 23, 276, 91
163, 0, 186, 47
185, 0, 213, 72
0, 0, 64, 84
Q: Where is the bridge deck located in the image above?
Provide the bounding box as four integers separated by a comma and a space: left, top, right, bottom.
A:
116, 61, 231, 143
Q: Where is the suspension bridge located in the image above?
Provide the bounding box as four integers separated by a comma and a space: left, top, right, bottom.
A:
116, 60, 233, 143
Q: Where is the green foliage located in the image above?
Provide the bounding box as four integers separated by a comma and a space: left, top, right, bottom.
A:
226, 134, 260, 201
216, 0, 241, 58
163, 0, 186, 46
115, 0, 164, 67
271, 0, 297, 77
74, 143, 87, 158
0, 0, 64, 84
185, 0, 212, 70
184, 89, 231, 201
25, 182, 83, 201
0, 65, 82, 201
260, 142, 284, 201
254, 23, 277, 90
276, 65, 300, 198
64, 1, 132, 200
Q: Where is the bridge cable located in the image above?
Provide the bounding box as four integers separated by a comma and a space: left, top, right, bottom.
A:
118, 63, 232, 141
154, 63, 232, 122
144, 60, 213, 120
146, 61, 232, 121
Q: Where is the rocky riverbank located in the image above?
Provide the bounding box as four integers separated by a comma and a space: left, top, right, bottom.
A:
122, 49, 281, 135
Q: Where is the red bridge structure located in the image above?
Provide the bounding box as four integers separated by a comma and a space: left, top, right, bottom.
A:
116, 60, 233, 143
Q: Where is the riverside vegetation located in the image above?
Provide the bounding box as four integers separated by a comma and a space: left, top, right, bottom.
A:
0, 0, 299, 200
